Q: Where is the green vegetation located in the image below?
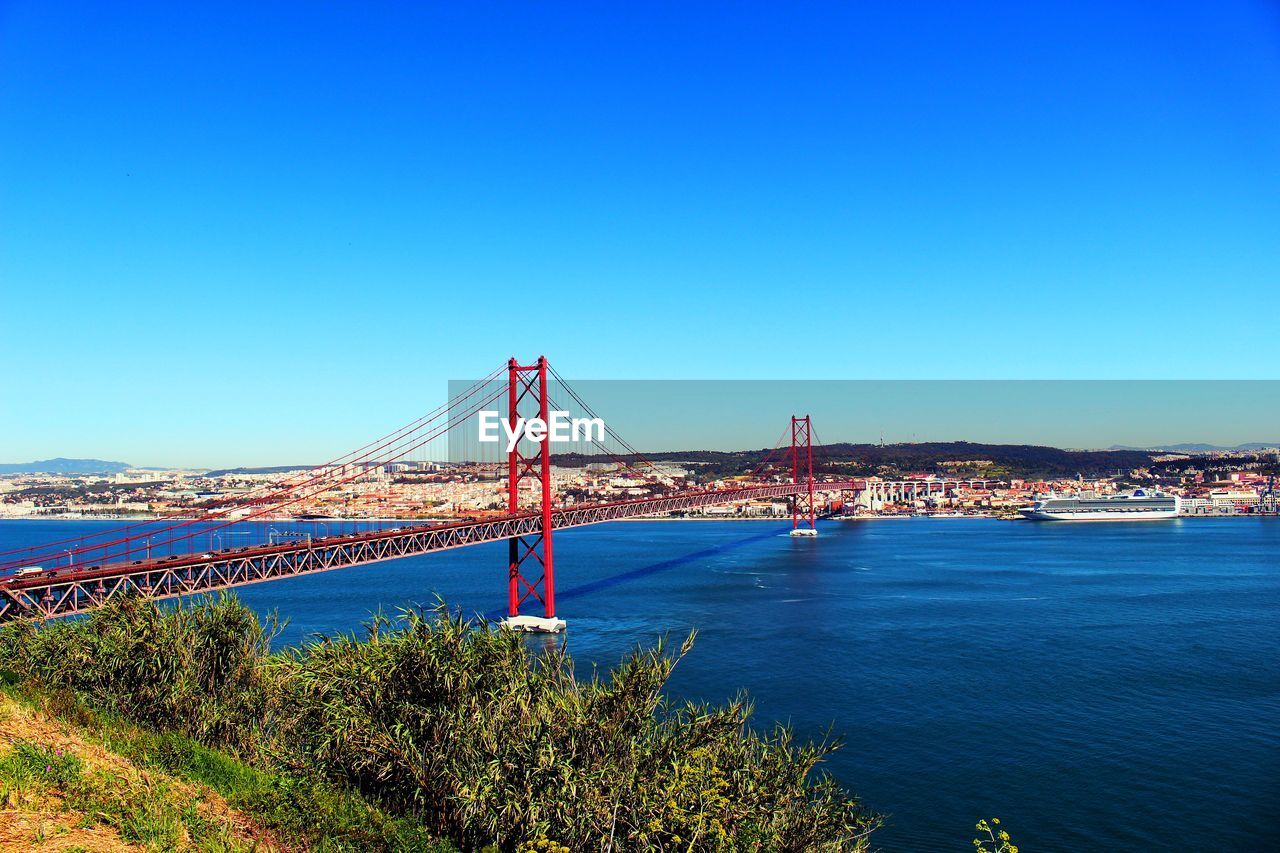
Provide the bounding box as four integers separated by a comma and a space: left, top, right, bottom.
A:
2, 739, 235, 849
0, 698, 264, 851
0, 679, 447, 851
555, 441, 1162, 480
1, 595, 881, 851
973, 817, 1019, 853
0, 740, 84, 807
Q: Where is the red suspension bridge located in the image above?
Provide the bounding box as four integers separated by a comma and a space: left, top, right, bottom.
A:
0, 357, 858, 630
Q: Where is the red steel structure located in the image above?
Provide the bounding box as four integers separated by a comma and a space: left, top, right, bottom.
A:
0, 357, 857, 625
0, 481, 856, 623
791, 415, 816, 531
507, 357, 557, 621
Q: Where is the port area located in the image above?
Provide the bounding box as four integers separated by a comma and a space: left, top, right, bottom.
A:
500, 614, 567, 633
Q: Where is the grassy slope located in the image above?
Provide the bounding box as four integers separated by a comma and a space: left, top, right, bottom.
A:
0, 688, 269, 852
0, 683, 452, 852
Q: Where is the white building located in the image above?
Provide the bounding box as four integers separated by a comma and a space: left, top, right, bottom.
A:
1210, 490, 1260, 509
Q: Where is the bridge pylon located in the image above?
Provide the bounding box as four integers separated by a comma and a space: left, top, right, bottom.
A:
790, 415, 818, 537
501, 356, 566, 633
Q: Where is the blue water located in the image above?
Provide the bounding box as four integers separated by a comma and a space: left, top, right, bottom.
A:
3, 517, 1278, 850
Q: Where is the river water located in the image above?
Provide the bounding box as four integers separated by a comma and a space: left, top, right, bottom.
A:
3, 517, 1277, 850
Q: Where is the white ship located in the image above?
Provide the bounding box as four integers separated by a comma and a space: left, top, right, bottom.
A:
1020, 488, 1179, 521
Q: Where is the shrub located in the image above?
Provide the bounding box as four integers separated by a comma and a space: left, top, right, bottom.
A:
0, 594, 278, 751
2, 595, 881, 851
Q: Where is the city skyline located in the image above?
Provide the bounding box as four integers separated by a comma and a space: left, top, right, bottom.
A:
3, 380, 1277, 469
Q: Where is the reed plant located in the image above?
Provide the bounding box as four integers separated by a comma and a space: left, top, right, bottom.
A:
1, 595, 880, 851
1, 594, 277, 751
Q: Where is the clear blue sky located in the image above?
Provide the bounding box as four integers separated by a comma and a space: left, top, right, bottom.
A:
2, 2, 1278, 466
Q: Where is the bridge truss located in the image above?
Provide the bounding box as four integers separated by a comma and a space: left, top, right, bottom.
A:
0, 356, 853, 628
0, 481, 853, 623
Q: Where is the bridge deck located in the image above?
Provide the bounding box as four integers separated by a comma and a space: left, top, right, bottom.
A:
0, 481, 856, 622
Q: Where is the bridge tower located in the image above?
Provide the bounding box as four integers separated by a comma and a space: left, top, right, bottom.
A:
502, 356, 566, 632
790, 415, 818, 537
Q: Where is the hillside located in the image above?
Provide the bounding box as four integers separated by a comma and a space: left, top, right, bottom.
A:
0, 679, 452, 852
0, 459, 132, 475
1108, 442, 1280, 452
810, 441, 1157, 479
554, 441, 1159, 480
0, 691, 276, 851
201, 465, 314, 477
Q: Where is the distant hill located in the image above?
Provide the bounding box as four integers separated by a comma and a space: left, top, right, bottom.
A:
791, 441, 1157, 479
203, 465, 314, 477
554, 441, 1161, 480
0, 458, 132, 475
1107, 443, 1280, 452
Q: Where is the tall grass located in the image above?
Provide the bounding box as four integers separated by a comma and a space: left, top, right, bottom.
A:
2, 594, 278, 749
1, 595, 880, 851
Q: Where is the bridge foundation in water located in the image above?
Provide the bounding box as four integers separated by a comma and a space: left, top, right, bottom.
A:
500, 614, 568, 633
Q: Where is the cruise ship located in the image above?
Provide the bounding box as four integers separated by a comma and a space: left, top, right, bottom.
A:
1020, 488, 1180, 521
